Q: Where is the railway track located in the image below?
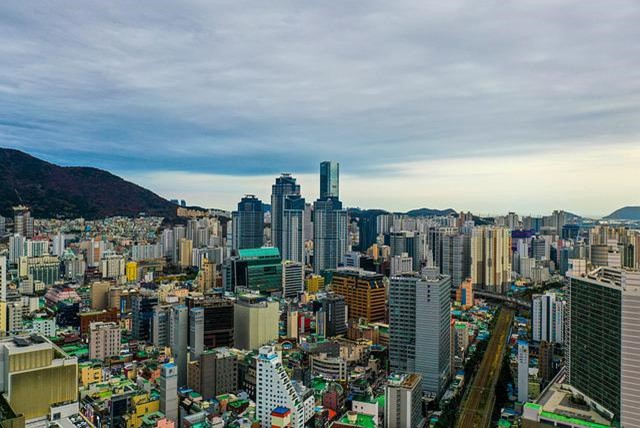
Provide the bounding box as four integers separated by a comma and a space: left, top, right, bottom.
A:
455, 308, 514, 428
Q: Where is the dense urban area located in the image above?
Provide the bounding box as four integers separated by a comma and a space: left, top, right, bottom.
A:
0, 161, 638, 428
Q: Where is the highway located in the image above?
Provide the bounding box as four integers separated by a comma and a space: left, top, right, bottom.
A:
455, 307, 514, 428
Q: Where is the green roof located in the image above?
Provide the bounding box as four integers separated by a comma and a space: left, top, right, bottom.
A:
338, 413, 376, 428
540, 411, 611, 428
238, 247, 280, 259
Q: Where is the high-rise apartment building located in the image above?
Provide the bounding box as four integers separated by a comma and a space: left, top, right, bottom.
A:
12, 205, 33, 238
471, 226, 512, 294
389, 230, 425, 272
532, 292, 565, 344
390, 268, 452, 396
330, 268, 386, 323
232, 194, 264, 251
271, 173, 305, 261
567, 267, 640, 426
179, 238, 193, 267
256, 345, 306, 428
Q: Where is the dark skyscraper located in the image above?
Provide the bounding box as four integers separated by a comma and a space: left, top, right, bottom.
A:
358, 215, 379, 252
314, 161, 348, 274
320, 161, 339, 199
232, 195, 264, 251
271, 174, 305, 261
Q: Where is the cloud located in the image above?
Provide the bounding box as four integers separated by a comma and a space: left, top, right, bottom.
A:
0, 0, 639, 213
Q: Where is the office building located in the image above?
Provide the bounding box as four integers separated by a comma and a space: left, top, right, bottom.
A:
131, 294, 158, 341
532, 292, 565, 344
390, 269, 452, 396
316, 293, 347, 337
188, 347, 238, 399
0, 334, 78, 422
330, 268, 386, 322
168, 305, 188, 387
90, 280, 110, 310
358, 215, 379, 252
282, 260, 304, 298
385, 373, 425, 428
89, 321, 121, 360
518, 340, 529, 403
313, 197, 349, 274
320, 161, 339, 199
232, 195, 264, 251
152, 305, 171, 347
234, 294, 279, 351
567, 267, 640, 426
233, 247, 282, 293
471, 226, 512, 294
256, 346, 305, 428
187, 294, 234, 349
456, 277, 474, 309
189, 307, 204, 361
159, 363, 178, 422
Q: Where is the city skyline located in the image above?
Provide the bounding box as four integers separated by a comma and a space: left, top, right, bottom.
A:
1, 1, 639, 216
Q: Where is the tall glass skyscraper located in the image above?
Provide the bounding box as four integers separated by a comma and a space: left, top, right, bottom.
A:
320, 161, 339, 199
232, 194, 264, 251
313, 161, 348, 274
313, 197, 348, 274
271, 174, 305, 262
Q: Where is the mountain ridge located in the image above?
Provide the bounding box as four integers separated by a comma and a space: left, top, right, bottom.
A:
0, 148, 176, 219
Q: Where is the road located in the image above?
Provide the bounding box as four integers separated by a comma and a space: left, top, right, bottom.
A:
455, 307, 514, 428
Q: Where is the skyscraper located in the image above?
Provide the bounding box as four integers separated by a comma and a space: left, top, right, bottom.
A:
232, 194, 264, 251
320, 161, 339, 199
470, 226, 512, 294
567, 267, 640, 426
12, 205, 33, 238
170, 305, 188, 386
390, 268, 452, 396
271, 173, 305, 262
0, 256, 6, 302
313, 197, 348, 274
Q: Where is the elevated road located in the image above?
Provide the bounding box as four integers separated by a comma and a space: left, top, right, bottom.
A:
474, 290, 531, 309
456, 308, 514, 428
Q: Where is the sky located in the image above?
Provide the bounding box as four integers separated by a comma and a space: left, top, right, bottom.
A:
1, 1, 639, 217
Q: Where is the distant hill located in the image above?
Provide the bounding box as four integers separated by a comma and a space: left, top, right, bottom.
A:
348, 207, 456, 218
404, 207, 456, 217
0, 148, 176, 219
604, 206, 640, 220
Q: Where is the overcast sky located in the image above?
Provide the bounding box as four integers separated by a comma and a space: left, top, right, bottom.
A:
1, 1, 639, 216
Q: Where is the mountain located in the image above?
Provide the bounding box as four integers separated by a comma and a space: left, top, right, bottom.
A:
0, 148, 176, 219
604, 206, 640, 220
404, 207, 456, 217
